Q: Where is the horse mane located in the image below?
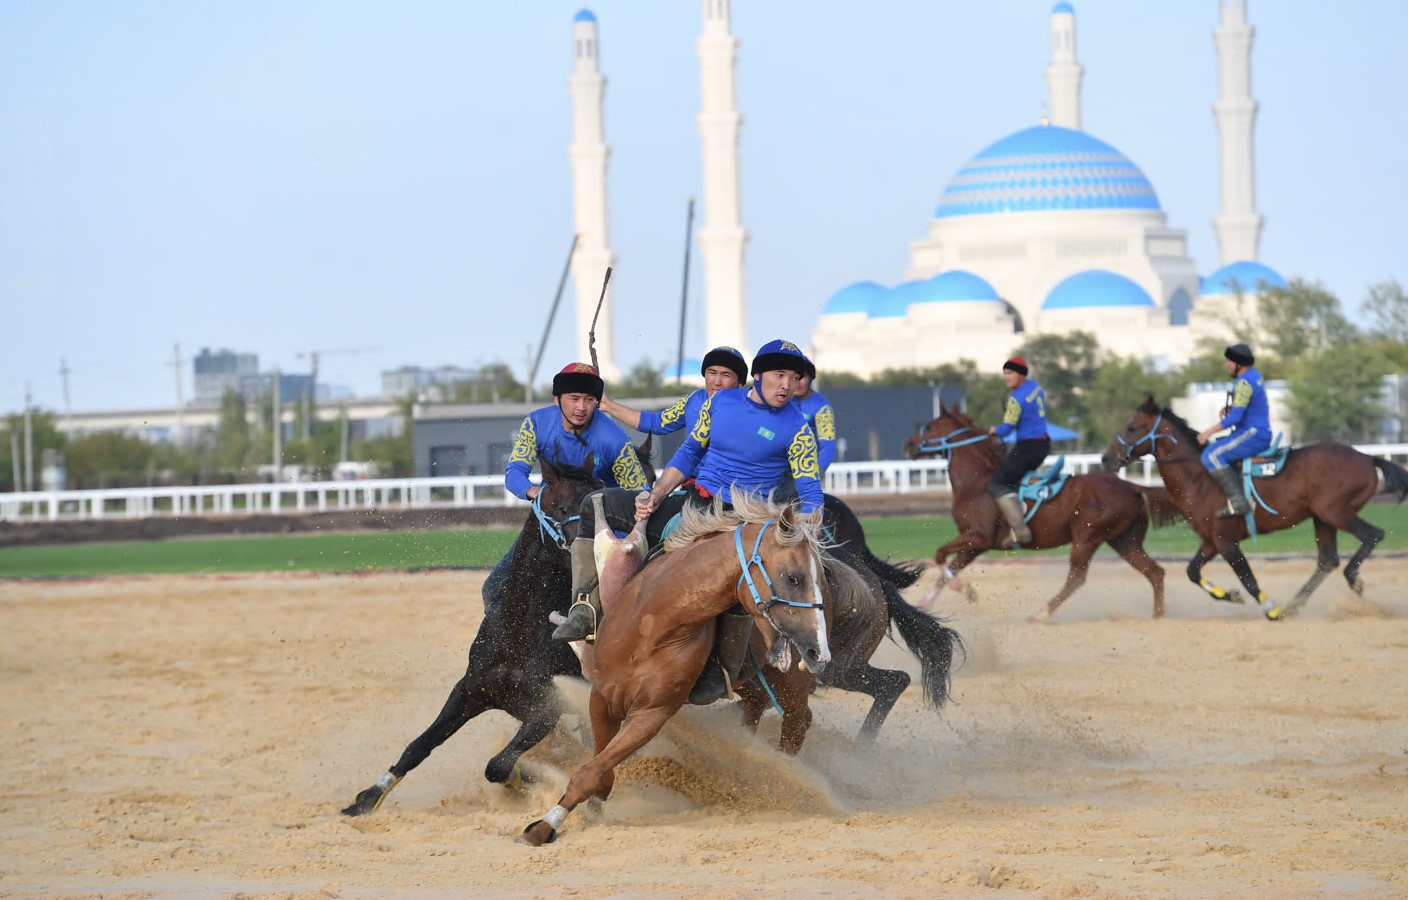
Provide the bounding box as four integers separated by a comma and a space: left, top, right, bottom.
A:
1139, 396, 1201, 448
940, 405, 1006, 467
662, 491, 824, 553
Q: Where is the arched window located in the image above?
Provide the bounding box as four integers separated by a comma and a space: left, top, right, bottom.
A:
1167, 288, 1192, 326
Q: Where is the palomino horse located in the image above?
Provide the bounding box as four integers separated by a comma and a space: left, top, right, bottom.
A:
518, 494, 834, 846
904, 405, 1182, 620
1103, 395, 1408, 618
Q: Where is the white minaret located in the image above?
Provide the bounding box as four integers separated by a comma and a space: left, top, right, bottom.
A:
567, 9, 619, 379
696, 0, 749, 354
1213, 0, 1263, 264
1045, 2, 1083, 130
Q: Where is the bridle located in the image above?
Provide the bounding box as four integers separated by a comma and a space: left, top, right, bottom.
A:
1114, 412, 1179, 463
734, 520, 823, 634
531, 488, 583, 551
915, 424, 990, 458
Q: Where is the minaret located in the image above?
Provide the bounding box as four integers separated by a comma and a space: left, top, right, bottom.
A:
567, 9, 619, 378
1213, 0, 1263, 263
1045, 2, 1082, 130
696, 0, 749, 353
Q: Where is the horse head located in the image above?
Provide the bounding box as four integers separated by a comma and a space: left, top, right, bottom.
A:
737, 500, 832, 677
1102, 394, 1176, 472
535, 454, 603, 550
904, 404, 985, 461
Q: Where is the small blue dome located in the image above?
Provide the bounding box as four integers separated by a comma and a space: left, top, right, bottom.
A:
1052, 2, 1075, 14
1201, 260, 1287, 297
663, 356, 703, 380
573, 9, 596, 23
914, 270, 1002, 304
1043, 270, 1155, 310
937, 125, 1161, 219
870, 281, 925, 319
821, 280, 885, 315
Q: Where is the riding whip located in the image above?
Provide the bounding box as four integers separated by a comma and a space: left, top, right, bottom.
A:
588, 266, 613, 373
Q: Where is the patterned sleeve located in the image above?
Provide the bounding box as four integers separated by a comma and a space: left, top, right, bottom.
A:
639, 395, 690, 436
504, 417, 538, 500
610, 441, 650, 491
786, 425, 823, 514
1220, 378, 1253, 428
813, 404, 837, 471
664, 392, 713, 476
993, 395, 1021, 438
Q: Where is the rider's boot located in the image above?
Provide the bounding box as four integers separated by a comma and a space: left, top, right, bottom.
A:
1208, 466, 1251, 519
551, 538, 601, 643
994, 492, 1032, 548
689, 609, 754, 705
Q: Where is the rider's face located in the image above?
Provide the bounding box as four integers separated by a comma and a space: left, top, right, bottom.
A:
793, 374, 813, 398
703, 365, 740, 394
1001, 369, 1022, 390
757, 370, 801, 408
557, 392, 598, 429
1224, 358, 1239, 377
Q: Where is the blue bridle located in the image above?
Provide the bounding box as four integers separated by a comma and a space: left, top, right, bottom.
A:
916, 425, 991, 456
1115, 412, 1179, 462
532, 490, 581, 551
734, 519, 824, 616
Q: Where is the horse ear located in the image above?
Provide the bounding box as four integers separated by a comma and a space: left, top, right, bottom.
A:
583, 452, 596, 476
637, 434, 653, 461
778, 501, 797, 534
1139, 393, 1158, 412
540, 456, 560, 480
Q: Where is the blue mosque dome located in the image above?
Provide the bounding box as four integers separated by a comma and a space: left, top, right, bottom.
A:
870, 281, 928, 318
821, 280, 886, 315
573, 9, 596, 23
1052, 2, 1075, 14
936, 125, 1162, 219
1200, 260, 1287, 296
1043, 270, 1155, 310
913, 270, 1002, 304
663, 356, 703, 380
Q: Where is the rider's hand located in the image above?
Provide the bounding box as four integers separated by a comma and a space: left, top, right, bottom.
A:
634, 491, 655, 523
527, 484, 540, 501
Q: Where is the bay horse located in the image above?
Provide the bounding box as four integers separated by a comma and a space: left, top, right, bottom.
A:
1102, 395, 1408, 618
519, 493, 835, 846
904, 405, 1182, 620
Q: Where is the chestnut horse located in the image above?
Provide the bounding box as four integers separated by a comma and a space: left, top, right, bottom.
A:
1103, 395, 1408, 619
519, 494, 834, 846
904, 405, 1182, 620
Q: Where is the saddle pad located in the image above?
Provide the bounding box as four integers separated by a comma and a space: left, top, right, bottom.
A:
1243, 446, 1290, 478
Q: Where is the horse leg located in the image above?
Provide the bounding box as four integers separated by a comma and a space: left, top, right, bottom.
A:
519, 699, 673, 847
1030, 538, 1097, 623
736, 683, 767, 735
1217, 538, 1281, 620
1281, 517, 1340, 617
484, 679, 564, 786
1107, 525, 1166, 619
777, 675, 815, 756
1338, 515, 1384, 596
1186, 541, 1243, 605
921, 540, 986, 609
824, 661, 911, 742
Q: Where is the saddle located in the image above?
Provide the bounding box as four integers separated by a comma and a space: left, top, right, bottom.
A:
1241, 434, 1290, 479
1016, 457, 1070, 522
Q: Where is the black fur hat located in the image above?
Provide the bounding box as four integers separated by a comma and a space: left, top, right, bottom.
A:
1224, 343, 1254, 367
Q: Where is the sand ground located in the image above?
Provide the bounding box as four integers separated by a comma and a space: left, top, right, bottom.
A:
1, 554, 1406, 899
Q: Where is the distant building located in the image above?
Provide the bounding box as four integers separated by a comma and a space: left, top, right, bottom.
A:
238, 372, 315, 404
381, 365, 475, 400
193, 348, 258, 405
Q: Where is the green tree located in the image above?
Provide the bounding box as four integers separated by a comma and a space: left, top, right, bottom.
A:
214, 389, 254, 472
1012, 330, 1102, 426
1258, 278, 1358, 362
64, 432, 156, 489
1360, 279, 1408, 344
0, 409, 66, 492
615, 360, 668, 399
1285, 343, 1392, 442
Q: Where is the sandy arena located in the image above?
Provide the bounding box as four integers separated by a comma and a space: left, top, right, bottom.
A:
2, 555, 1407, 898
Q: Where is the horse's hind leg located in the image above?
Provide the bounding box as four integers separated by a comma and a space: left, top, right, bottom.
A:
1108, 525, 1166, 619
1031, 538, 1097, 623
1339, 514, 1384, 596
1218, 539, 1281, 620
1283, 517, 1340, 617
485, 684, 564, 785
826, 662, 910, 742
1187, 542, 1243, 605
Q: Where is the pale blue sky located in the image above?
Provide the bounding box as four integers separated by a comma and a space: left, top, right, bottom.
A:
3, 1, 1405, 413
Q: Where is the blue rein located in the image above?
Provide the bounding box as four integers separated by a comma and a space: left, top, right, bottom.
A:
734, 520, 824, 613
1116, 412, 1179, 461
917, 425, 991, 456
531, 490, 579, 550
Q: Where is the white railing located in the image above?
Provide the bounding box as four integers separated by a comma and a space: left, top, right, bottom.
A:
5, 444, 1407, 523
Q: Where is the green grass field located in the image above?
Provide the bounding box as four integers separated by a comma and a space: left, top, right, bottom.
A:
3, 503, 1405, 578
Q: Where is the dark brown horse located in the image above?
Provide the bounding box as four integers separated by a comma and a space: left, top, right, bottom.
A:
519, 493, 835, 845
1102, 395, 1408, 618
904, 405, 1182, 620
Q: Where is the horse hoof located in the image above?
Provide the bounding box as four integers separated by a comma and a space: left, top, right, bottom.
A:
964, 584, 979, 604
516, 820, 558, 846
1350, 575, 1366, 596
341, 785, 385, 817
1027, 609, 1052, 624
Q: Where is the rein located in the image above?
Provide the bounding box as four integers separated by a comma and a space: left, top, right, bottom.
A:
1116, 413, 1180, 463
916, 425, 990, 456
531, 489, 581, 551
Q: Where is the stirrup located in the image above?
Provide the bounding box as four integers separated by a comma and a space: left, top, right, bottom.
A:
688, 659, 735, 705
552, 595, 598, 644
1216, 501, 1245, 520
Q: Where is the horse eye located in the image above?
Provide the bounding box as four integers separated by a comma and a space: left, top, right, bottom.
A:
786, 573, 801, 587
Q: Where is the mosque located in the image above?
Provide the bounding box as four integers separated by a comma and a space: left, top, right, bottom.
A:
810, 0, 1288, 377
565, 2, 1286, 384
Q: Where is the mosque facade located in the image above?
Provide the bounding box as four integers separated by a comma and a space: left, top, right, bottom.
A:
810, 0, 1288, 379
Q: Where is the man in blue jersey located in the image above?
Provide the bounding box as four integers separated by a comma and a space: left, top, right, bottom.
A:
481, 363, 650, 611
792, 359, 837, 473
598, 346, 747, 437
987, 356, 1050, 548
551, 340, 823, 704
1196, 343, 1272, 518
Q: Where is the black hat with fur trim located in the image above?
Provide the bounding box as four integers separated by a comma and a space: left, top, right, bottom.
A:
552, 362, 604, 400
700, 346, 748, 383
1224, 343, 1255, 367
749, 339, 811, 378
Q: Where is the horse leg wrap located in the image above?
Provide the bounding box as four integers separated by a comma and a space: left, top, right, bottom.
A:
1257, 591, 1283, 621
1199, 578, 1228, 600
543, 804, 569, 830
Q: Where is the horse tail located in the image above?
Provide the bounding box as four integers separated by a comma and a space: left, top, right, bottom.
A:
882, 580, 964, 711
822, 492, 923, 588
1132, 485, 1183, 528
860, 548, 924, 589
1373, 457, 1408, 502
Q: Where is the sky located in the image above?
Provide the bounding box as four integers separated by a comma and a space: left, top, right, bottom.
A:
3, 0, 1406, 415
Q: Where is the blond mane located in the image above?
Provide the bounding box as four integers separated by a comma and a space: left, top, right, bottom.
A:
662, 490, 824, 553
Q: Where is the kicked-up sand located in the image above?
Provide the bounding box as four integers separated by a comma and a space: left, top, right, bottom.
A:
1, 554, 1406, 898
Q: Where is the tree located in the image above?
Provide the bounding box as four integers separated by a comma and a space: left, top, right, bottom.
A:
1258, 278, 1358, 363
1285, 343, 1392, 442
64, 432, 156, 489
0, 409, 66, 492
1360, 279, 1408, 344
214, 389, 254, 472
615, 360, 668, 399
1012, 330, 1101, 422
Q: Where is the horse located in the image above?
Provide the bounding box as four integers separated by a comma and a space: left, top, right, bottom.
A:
518, 493, 835, 846
341, 455, 602, 816
1102, 395, 1408, 618
903, 405, 1183, 620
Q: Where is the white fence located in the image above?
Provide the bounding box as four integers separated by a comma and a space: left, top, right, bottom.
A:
4, 445, 1408, 524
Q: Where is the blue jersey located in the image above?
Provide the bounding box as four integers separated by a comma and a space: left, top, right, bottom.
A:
793, 390, 837, 472
1219, 368, 1271, 434
504, 406, 649, 501
637, 389, 708, 436
666, 388, 824, 514
993, 379, 1048, 441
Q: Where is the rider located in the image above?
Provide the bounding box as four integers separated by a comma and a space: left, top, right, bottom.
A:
792, 359, 837, 473
1196, 342, 1272, 518
481, 362, 651, 611
551, 339, 824, 704
598, 346, 748, 436
987, 356, 1050, 548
